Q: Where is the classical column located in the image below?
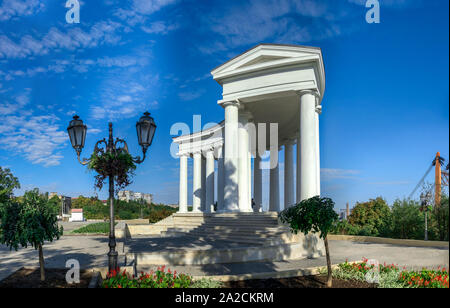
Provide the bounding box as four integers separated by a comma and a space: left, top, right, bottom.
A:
238, 110, 251, 212
223, 101, 240, 212
315, 105, 322, 196
296, 134, 301, 203
269, 146, 280, 212
248, 150, 252, 208
299, 90, 319, 200
178, 154, 188, 213
284, 141, 295, 208
192, 151, 202, 212
253, 153, 262, 212
201, 156, 206, 211
205, 149, 215, 213
217, 145, 225, 212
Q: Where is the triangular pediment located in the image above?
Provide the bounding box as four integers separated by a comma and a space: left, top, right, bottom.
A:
211, 44, 322, 79
237, 55, 286, 68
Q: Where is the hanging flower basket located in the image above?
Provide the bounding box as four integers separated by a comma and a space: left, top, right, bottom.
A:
87, 149, 137, 191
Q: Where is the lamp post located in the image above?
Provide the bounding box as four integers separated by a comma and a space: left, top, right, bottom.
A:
420, 191, 431, 241
67, 112, 156, 272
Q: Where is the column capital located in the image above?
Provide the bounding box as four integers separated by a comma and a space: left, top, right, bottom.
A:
177, 152, 190, 158
204, 147, 215, 156
220, 99, 240, 108
297, 89, 320, 99
316, 105, 322, 115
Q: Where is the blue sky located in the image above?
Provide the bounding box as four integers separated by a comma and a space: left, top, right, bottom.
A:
0, 0, 448, 210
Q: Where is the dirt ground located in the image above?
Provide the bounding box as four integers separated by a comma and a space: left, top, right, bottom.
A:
0, 267, 94, 288
223, 275, 377, 288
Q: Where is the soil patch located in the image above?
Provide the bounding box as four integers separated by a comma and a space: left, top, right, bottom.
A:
0, 267, 94, 288
223, 275, 377, 288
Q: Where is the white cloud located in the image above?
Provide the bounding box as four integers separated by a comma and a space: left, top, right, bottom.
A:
0, 0, 45, 21
0, 90, 67, 167
321, 168, 361, 180
195, 0, 369, 54
90, 74, 160, 121
141, 21, 178, 35
113, 0, 177, 31
0, 114, 67, 167
1, 55, 149, 80
0, 20, 123, 59
178, 89, 205, 101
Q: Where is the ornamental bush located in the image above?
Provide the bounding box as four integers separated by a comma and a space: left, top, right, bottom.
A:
279, 196, 339, 287
103, 266, 192, 288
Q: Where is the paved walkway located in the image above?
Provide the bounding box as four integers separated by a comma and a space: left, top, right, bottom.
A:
0, 236, 448, 281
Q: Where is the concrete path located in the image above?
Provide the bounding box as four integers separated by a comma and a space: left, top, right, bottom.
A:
1, 236, 448, 281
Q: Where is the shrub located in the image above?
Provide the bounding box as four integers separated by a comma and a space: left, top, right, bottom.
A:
103, 266, 192, 288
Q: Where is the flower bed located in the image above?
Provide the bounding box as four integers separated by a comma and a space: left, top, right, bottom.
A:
334, 258, 449, 288
102, 266, 192, 288
399, 267, 449, 288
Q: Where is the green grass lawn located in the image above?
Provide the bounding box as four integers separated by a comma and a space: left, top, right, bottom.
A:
72, 222, 112, 234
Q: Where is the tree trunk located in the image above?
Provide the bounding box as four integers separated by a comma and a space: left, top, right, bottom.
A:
324, 236, 332, 288
38, 243, 45, 282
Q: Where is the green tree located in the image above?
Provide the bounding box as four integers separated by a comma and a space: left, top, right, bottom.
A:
47, 195, 61, 215
0, 189, 63, 281
0, 167, 20, 204
390, 198, 423, 239
348, 197, 391, 236
432, 194, 449, 241
279, 196, 339, 287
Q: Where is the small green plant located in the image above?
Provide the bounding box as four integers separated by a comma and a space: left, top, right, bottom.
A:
190, 278, 223, 288
279, 196, 339, 287
0, 189, 63, 281
87, 149, 136, 191
103, 266, 192, 288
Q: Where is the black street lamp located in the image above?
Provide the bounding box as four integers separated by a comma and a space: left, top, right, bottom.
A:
67, 112, 156, 272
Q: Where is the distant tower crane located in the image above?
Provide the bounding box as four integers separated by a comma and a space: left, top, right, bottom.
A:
409, 152, 449, 206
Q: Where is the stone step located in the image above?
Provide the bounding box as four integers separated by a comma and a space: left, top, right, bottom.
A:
185, 235, 296, 246
200, 221, 280, 226
163, 229, 290, 239
126, 241, 310, 266
171, 226, 290, 234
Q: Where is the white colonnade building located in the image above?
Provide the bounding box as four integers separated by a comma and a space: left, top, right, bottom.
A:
173, 44, 325, 214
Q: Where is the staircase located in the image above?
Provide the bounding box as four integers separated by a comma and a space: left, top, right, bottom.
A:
125, 212, 325, 266
160, 212, 299, 245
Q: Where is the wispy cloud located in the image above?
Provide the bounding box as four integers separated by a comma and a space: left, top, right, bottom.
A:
90, 73, 160, 121
367, 181, 411, 185
0, 0, 45, 21
321, 168, 361, 180
113, 0, 177, 31
0, 20, 123, 59
141, 20, 178, 35
178, 89, 205, 101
